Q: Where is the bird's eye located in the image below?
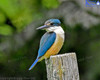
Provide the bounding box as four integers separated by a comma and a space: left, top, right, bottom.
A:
50, 23, 54, 25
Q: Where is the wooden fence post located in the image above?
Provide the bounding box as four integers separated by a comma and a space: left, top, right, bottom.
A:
45, 53, 79, 80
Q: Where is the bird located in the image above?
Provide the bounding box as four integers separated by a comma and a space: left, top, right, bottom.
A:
28, 19, 65, 70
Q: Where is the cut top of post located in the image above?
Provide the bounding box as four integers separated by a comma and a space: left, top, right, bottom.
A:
45, 53, 80, 80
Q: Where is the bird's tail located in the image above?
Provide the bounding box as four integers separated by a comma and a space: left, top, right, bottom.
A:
28, 58, 39, 70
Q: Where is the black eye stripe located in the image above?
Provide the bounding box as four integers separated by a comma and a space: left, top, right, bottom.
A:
45, 22, 61, 26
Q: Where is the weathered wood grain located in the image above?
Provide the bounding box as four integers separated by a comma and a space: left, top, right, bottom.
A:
45, 53, 79, 80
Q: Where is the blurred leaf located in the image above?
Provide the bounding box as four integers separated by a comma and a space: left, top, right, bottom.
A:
12, 10, 33, 31
0, 11, 6, 24
0, 0, 33, 31
0, 0, 19, 17
0, 25, 13, 35
42, 0, 59, 8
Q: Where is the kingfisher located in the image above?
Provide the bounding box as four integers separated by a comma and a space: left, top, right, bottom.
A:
29, 19, 65, 70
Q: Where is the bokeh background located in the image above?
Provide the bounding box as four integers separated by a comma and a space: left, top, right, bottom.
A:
0, 0, 100, 80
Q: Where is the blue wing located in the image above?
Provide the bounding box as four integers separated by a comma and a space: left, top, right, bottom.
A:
28, 32, 56, 70
37, 32, 56, 58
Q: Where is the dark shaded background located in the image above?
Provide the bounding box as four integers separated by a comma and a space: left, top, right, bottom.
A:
0, 0, 100, 80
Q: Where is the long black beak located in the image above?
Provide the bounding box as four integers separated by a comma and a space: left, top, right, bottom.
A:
36, 25, 48, 30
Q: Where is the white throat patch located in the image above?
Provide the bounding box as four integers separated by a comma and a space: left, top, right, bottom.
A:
46, 26, 64, 33
46, 26, 65, 39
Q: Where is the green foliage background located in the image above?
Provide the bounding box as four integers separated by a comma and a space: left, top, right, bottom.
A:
0, 0, 100, 80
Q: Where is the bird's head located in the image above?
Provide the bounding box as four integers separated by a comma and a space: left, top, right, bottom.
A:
37, 19, 61, 32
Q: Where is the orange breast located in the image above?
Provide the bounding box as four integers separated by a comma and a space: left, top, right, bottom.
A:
43, 34, 64, 58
